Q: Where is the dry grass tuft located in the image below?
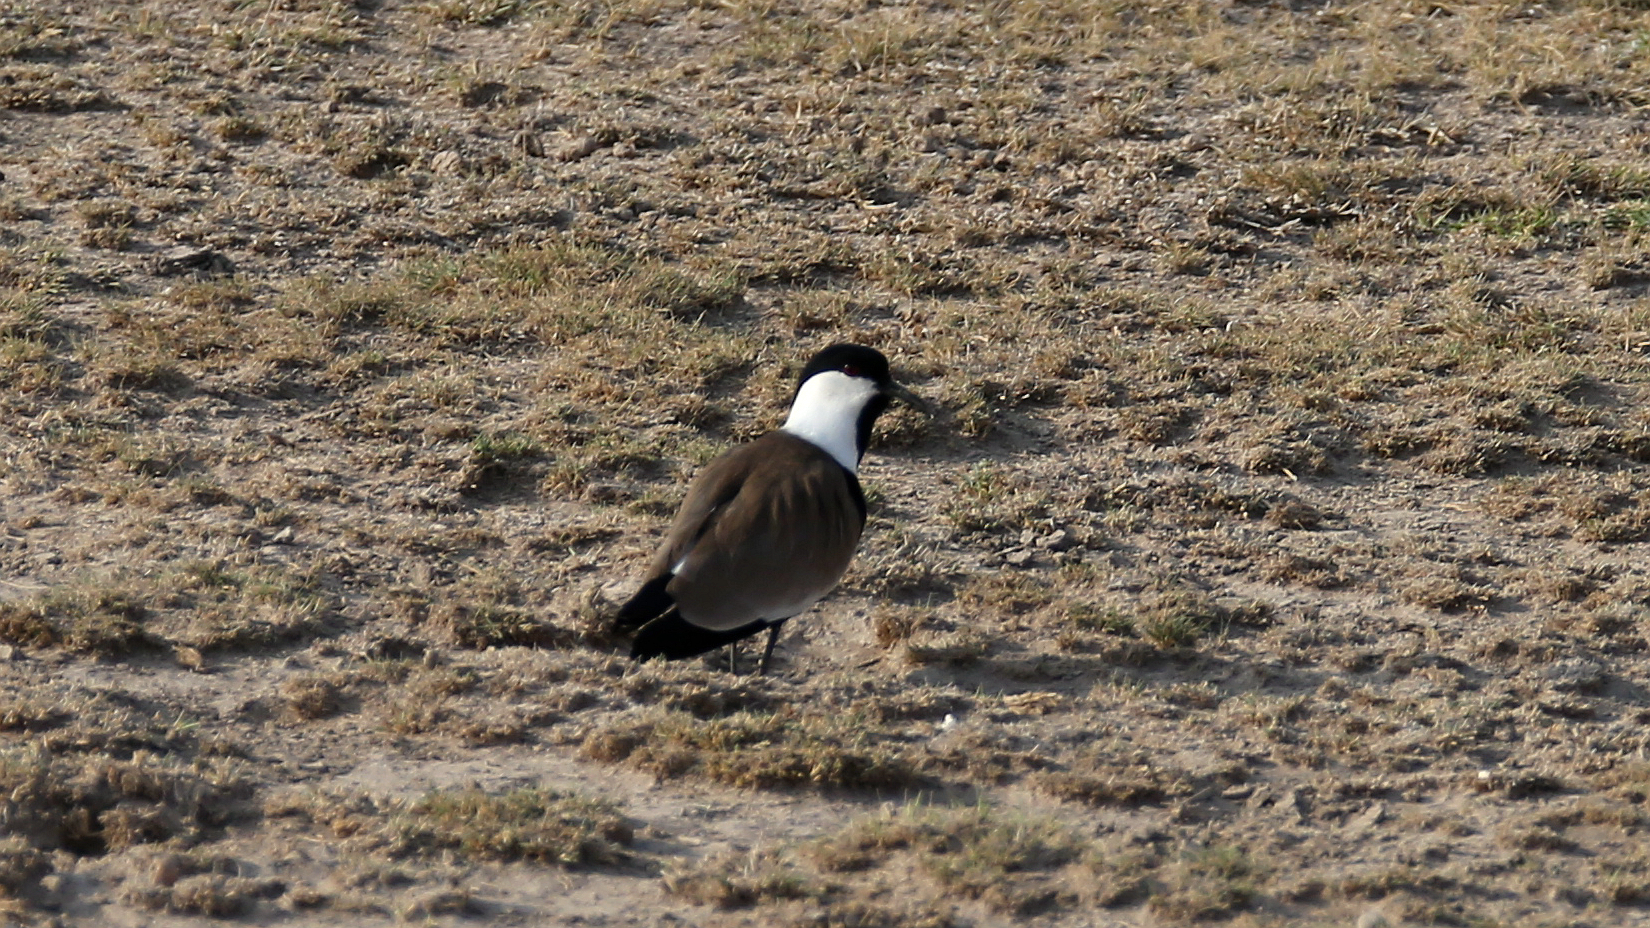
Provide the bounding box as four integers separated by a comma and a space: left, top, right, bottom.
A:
0, 747, 250, 858
387, 787, 632, 866
0, 588, 157, 658
1145, 844, 1264, 921
582, 708, 920, 791
665, 848, 820, 909
808, 804, 1087, 915
280, 674, 343, 721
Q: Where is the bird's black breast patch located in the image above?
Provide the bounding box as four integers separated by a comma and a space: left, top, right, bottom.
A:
841, 466, 867, 522
615, 574, 674, 630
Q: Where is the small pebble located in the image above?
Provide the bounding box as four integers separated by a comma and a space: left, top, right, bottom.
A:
1356, 908, 1393, 928
557, 135, 601, 162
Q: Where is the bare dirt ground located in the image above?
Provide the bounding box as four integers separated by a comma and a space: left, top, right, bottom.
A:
5, 0, 1650, 925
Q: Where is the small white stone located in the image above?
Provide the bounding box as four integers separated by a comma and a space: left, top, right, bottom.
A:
1356, 907, 1393, 928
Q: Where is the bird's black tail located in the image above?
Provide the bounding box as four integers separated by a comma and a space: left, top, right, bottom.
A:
631, 611, 767, 662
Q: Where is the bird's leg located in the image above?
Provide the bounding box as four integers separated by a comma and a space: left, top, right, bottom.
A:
758, 620, 787, 675
726, 641, 738, 675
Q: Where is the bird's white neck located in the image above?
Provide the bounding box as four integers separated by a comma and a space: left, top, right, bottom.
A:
781, 371, 877, 473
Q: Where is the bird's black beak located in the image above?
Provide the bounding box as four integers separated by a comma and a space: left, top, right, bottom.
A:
885, 381, 934, 416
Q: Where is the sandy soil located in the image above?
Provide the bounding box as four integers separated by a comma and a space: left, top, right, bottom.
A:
6, 1, 1650, 926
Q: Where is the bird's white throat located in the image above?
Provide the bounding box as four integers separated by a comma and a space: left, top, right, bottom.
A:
781, 370, 878, 473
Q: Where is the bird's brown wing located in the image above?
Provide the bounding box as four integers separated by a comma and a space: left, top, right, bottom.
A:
615, 441, 756, 631
642, 439, 756, 580
664, 434, 865, 632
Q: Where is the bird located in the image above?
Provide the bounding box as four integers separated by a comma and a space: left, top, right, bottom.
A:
613, 343, 925, 673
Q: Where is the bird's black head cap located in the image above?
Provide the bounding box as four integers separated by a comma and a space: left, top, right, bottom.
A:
797, 343, 893, 390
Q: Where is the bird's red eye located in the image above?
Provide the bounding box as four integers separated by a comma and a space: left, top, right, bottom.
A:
842, 364, 861, 377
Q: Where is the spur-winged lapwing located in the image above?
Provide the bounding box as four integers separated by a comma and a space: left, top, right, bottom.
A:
614, 344, 924, 673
